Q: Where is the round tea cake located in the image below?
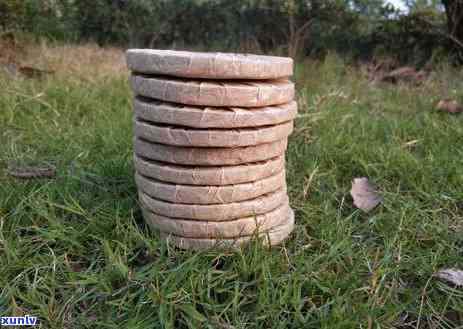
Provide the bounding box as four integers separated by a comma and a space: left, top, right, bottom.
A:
133, 97, 298, 128
126, 49, 293, 80
130, 74, 294, 107
134, 155, 285, 186
134, 118, 293, 147
134, 138, 287, 166
135, 170, 285, 205
139, 187, 288, 221
160, 208, 294, 249
143, 202, 290, 238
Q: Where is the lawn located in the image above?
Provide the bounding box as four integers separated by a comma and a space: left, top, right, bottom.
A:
1, 41, 463, 328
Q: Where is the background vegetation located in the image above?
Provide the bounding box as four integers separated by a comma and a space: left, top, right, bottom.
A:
1, 0, 463, 65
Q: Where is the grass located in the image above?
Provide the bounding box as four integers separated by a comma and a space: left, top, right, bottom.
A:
1, 41, 463, 328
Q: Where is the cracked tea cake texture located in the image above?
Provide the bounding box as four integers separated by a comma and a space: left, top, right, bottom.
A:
139, 187, 288, 221
133, 118, 293, 147
130, 74, 295, 107
135, 170, 286, 205
133, 155, 285, 186
126, 49, 293, 80
134, 137, 288, 166
127, 49, 296, 248
143, 202, 290, 238
160, 209, 295, 250
133, 97, 298, 128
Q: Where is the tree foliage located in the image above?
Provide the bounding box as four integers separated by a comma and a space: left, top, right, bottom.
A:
442, 0, 463, 58
0, 0, 457, 63
0, 0, 24, 31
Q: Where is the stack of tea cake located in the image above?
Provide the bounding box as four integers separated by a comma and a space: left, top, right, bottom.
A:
126, 49, 296, 249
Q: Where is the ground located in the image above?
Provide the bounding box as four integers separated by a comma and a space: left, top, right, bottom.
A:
1, 40, 463, 329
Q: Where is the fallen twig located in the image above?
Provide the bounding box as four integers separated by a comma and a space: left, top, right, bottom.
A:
7, 165, 56, 179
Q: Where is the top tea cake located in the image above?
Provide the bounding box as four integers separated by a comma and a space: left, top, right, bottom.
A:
126, 49, 293, 80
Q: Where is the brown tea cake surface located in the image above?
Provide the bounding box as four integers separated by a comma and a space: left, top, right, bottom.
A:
134, 155, 284, 186
134, 119, 293, 147
130, 75, 294, 107
160, 208, 294, 249
134, 138, 287, 166
143, 202, 290, 238
133, 97, 297, 128
139, 187, 287, 221
126, 49, 293, 80
135, 170, 285, 205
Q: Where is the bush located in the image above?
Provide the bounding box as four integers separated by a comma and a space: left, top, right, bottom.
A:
366, 9, 448, 65
1, 0, 455, 66
0, 0, 24, 31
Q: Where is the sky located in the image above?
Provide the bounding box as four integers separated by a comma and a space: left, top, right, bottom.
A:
386, 0, 407, 10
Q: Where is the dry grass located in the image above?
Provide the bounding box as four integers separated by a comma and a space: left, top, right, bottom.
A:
1, 36, 126, 82
2, 40, 463, 329
33, 42, 126, 79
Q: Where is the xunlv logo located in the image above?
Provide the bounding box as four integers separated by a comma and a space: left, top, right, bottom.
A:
0, 315, 38, 326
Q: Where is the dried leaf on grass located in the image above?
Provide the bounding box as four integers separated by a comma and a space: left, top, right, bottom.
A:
4, 63, 55, 79
350, 177, 383, 212
18, 65, 54, 78
210, 317, 236, 329
436, 268, 463, 286
367, 65, 427, 85
436, 99, 462, 114
402, 139, 420, 149
380, 66, 427, 84
7, 164, 56, 179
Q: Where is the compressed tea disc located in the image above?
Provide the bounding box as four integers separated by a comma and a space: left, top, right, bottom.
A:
135, 171, 286, 204
142, 202, 290, 238
134, 155, 285, 186
135, 170, 286, 205
130, 74, 294, 107
134, 137, 287, 166
159, 208, 294, 249
139, 186, 288, 221
126, 49, 293, 80
133, 118, 293, 147
133, 97, 298, 128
